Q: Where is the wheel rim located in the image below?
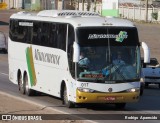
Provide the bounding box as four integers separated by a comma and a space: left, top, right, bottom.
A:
25, 75, 29, 94
19, 74, 24, 94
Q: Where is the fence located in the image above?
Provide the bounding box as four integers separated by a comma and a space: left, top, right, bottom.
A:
119, 6, 160, 22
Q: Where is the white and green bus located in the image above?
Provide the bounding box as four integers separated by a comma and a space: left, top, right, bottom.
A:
8, 10, 150, 108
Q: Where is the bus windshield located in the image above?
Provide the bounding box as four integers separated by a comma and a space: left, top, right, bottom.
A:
76, 27, 141, 83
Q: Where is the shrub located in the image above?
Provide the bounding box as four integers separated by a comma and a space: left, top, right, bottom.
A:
151, 12, 158, 20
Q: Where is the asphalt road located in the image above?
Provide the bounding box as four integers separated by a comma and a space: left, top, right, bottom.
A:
0, 54, 160, 123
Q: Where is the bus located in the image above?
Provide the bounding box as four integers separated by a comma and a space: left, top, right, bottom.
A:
8, 10, 150, 108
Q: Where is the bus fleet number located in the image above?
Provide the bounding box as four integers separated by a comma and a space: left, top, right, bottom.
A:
81, 83, 89, 88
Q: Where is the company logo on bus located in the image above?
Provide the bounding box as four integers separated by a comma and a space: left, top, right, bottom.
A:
116, 31, 128, 42
108, 88, 113, 92
88, 31, 128, 43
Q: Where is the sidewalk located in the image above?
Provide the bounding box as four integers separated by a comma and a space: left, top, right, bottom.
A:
0, 91, 85, 123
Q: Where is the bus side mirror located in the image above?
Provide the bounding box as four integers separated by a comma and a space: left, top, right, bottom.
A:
73, 41, 80, 63
142, 42, 150, 63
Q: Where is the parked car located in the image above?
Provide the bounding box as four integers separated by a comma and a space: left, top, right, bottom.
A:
141, 58, 160, 88
0, 31, 7, 53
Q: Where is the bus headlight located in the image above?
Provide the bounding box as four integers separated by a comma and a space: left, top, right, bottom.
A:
126, 88, 140, 92
77, 87, 95, 93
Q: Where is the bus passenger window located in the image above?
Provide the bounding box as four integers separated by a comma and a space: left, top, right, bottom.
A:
41, 23, 49, 46
17, 24, 26, 42
10, 20, 18, 41
32, 22, 41, 45
49, 23, 57, 48
68, 25, 75, 52
57, 24, 67, 51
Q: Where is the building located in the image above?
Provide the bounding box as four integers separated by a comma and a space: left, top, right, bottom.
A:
0, 0, 58, 10
22, 0, 56, 10
0, 0, 22, 9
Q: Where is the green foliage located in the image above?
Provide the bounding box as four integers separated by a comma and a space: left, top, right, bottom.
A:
151, 12, 158, 20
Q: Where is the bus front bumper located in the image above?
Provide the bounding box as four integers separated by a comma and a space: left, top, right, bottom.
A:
76, 89, 139, 103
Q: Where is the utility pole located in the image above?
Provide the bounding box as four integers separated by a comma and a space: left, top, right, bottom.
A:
82, 0, 84, 11
9, 0, 10, 9
76, 0, 79, 10
94, 0, 97, 12
62, 0, 64, 9
145, 0, 148, 22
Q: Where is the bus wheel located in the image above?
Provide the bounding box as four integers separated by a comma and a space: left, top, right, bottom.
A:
115, 103, 126, 109
24, 74, 34, 96
18, 74, 25, 94
145, 83, 149, 88
140, 87, 144, 96
63, 85, 75, 108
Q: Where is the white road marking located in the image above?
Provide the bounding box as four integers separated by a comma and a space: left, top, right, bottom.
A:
0, 72, 8, 76
0, 91, 97, 123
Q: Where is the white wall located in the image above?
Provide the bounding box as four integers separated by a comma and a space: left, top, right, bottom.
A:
119, 6, 160, 22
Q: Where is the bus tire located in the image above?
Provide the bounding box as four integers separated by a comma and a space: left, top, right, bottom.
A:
145, 83, 149, 88
18, 74, 25, 94
62, 85, 75, 108
115, 103, 126, 109
140, 89, 143, 96
24, 74, 34, 96
2, 48, 7, 54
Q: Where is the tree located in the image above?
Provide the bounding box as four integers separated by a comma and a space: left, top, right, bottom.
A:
151, 12, 158, 20
86, 0, 92, 11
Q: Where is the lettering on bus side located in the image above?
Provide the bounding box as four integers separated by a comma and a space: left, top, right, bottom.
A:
34, 49, 60, 65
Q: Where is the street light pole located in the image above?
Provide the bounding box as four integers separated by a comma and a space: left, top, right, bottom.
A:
145, 0, 148, 22
82, 0, 84, 11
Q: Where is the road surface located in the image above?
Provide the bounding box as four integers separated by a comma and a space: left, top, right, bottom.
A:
0, 54, 160, 123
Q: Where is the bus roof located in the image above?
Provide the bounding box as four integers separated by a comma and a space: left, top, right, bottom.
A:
10, 10, 135, 28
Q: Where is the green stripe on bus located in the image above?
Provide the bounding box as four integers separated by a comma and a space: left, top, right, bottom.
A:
29, 46, 37, 86
26, 46, 37, 86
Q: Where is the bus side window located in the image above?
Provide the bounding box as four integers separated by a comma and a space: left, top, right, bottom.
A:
32, 21, 41, 45
9, 20, 13, 40
10, 20, 18, 41
25, 25, 32, 44
41, 22, 49, 46
49, 23, 57, 48
17, 21, 26, 43
67, 25, 75, 78
68, 25, 75, 52
57, 24, 67, 51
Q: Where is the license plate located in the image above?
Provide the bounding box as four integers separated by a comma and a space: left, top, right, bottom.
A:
105, 97, 116, 101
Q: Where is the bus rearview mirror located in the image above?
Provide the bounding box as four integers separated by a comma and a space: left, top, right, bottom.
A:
142, 42, 150, 63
